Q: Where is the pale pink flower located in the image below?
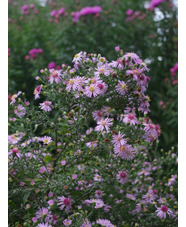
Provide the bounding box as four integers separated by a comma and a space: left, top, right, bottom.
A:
10, 91, 22, 105
116, 171, 129, 184
116, 80, 128, 95
57, 196, 72, 212
42, 136, 52, 144
94, 65, 110, 77
95, 118, 113, 133
112, 131, 126, 146
14, 104, 26, 118
84, 84, 100, 98
126, 193, 136, 201
9, 148, 22, 158
49, 69, 61, 84
63, 219, 72, 226
37, 223, 52, 227
94, 173, 103, 182
101, 106, 113, 117
92, 110, 105, 121
123, 113, 138, 126
66, 78, 77, 91
96, 82, 108, 95
155, 205, 174, 219
40, 101, 53, 112
96, 219, 115, 227
114, 144, 135, 160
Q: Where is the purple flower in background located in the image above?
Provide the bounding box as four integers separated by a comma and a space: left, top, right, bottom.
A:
80, 6, 102, 16
21, 5, 29, 14
48, 62, 56, 69
126, 9, 133, 16
149, 0, 164, 9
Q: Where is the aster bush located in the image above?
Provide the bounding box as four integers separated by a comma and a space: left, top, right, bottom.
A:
8, 49, 178, 226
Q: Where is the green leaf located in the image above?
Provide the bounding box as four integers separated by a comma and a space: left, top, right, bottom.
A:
44, 155, 54, 162
23, 191, 31, 205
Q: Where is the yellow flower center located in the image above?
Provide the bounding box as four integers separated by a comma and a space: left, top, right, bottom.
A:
89, 86, 95, 92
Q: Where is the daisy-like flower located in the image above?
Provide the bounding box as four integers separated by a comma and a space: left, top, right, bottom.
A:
86, 141, 98, 149
116, 171, 129, 184
101, 106, 113, 117
155, 205, 174, 219
95, 118, 113, 133
63, 219, 72, 226
8, 148, 22, 158
33, 85, 42, 99
115, 80, 128, 95
36, 207, 52, 223
42, 136, 52, 144
126, 193, 136, 201
57, 196, 72, 212
37, 223, 52, 227
95, 190, 103, 199
80, 219, 92, 227
96, 82, 108, 96
94, 64, 110, 77
84, 84, 99, 98
10, 91, 22, 105
112, 131, 126, 146
114, 144, 135, 160
14, 104, 26, 118
72, 51, 85, 65
94, 173, 103, 182
92, 110, 105, 121
123, 113, 138, 126
40, 101, 53, 112
66, 78, 77, 91
49, 69, 61, 84
85, 199, 105, 209
96, 219, 115, 227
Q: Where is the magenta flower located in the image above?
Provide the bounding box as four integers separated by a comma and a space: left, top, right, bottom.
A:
9, 148, 22, 158
48, 62, 56, 69
40, 101, 53, 112
14, 104, 26, 118
126, 9, 133, 16
92, 110, 105, 121
95, 118, 113, 133
115, 46, 120, 51
80, 6, 102, 16
21, 5, 29, 14
155, 205, 174, 219
149, 0, 164, 9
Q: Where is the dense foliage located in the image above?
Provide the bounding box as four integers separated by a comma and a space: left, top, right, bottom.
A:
8, 0, 178, 226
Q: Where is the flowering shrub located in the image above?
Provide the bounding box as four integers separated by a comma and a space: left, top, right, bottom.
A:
8, 49, 178, 226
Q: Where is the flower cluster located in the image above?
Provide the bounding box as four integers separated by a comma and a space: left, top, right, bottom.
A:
25, 48, 43, 60
21, 4, 38, 15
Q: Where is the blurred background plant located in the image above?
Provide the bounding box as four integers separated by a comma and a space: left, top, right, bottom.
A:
8, 0, 178, 150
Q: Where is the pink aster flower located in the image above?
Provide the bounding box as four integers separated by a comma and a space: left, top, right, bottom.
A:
42, 136, 52, 144
49, 69, 62, 84
95, 118, 113, 133
94, 173, 103, 182
96, 82, 108, 95
94, 65, 110, 77
123, 113, 138, 126
47, 200, 54, 206
115, 46, 120, 51
63, 219, 72, 226
116, 80, 128, 95
14, 104, 26, 118
33, 85, 42, 99
57, 196, 72, 212
149, 0, 164, 9
95, 190, 103, 199
155, 205, 174, 219
116, 171, 129, 184
36, 207, 52, 220
40, 101, 53, 112
9, 148, 22, 158
66, 78, 77, 91
48, 62, 56, 69
10, 91, 22, 105
112, 131, 126, 146
114, 144, 135, 160
86, 141, 98, 149
84, 84, 100, 98
101, 106, 113, 117
37, 223, 52, 227
92, 110, 105, 121
96, 219, 115, 227
126, 193, 136, 201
